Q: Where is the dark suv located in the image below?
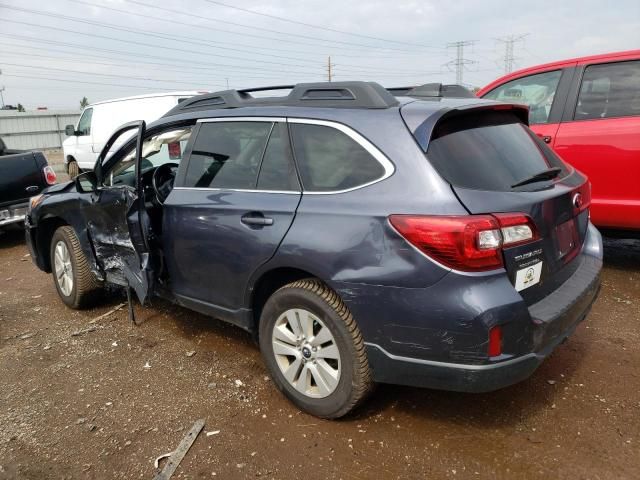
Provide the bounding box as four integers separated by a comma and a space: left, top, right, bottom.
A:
25, 82, 602, 418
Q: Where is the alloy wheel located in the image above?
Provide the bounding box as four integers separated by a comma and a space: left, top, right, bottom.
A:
271, 308, 341, 398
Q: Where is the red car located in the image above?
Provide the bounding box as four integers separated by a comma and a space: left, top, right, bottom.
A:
478, 50, 640, 232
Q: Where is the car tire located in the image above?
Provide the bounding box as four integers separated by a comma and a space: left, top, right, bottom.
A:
67, 160, 79, 179
259, 278, 373, 419
50, 226, 100, 309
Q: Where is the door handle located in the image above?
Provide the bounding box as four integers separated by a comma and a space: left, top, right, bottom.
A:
542, 135, 552, 144
25, 185, 40, 193
241, 213, 274, 227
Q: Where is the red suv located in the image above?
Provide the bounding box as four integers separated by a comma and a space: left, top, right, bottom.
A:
478, 50, 640, 232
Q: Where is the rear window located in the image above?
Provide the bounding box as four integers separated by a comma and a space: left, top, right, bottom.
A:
426, 111, 568, 191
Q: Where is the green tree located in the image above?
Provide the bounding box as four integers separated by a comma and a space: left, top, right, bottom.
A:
17, 103, 25, 112
80, 96, 90, 109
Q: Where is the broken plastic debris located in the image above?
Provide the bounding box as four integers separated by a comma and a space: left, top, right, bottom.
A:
234, 379, 243, 387
112, 341, 118, 347
154, 452, 173, 469
144, 362, 151, 369
206, 430, 220, 436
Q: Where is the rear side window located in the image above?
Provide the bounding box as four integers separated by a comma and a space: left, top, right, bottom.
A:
426, 111, 568, 191
184, 121, 272, 189
290, 123, 385, 192
575, 60, 640, 120
257, 123, 300, 191
483, 70, 561, 124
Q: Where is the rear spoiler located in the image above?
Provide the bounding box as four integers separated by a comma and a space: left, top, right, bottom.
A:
401, 102, 530, 151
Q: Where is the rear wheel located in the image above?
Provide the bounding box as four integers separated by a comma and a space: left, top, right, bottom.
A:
67, 160, 79, 179
259, 279, 373, 418
50, 226, 100, 308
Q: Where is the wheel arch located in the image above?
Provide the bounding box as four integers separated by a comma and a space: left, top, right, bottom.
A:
249, 266, 330, 336
36, 214, 100, 278
36, 216, 69, 272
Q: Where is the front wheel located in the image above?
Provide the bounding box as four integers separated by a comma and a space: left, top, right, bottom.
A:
259, 279, 373, 418
50, 226, 100, 309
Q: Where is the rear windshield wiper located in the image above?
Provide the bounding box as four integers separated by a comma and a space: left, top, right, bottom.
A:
511, 167, 562, 188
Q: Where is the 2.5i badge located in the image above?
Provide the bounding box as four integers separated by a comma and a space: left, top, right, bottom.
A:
514, 261, 543, 292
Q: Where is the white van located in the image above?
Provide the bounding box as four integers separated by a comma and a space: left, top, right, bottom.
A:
62, 91, 205, 177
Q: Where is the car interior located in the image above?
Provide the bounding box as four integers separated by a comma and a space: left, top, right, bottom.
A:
107, 127, 193, 236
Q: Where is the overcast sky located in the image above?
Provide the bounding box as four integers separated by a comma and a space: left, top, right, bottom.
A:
0, 0, 638, 109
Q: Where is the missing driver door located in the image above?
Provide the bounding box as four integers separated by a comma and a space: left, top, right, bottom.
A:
87, 120, 154, 304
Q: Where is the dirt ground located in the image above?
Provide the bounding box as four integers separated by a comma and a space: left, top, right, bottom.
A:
0, 224, 638, 480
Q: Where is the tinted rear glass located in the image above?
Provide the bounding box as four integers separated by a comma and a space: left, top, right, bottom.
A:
426, 111, 568, 191
290, 123, 385, 192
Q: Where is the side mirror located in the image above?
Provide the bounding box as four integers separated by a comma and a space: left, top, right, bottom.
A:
65, 125, 76, 136
75, 171, 98, 193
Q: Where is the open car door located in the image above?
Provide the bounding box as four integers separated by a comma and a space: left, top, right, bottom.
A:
88, 120, 155, 305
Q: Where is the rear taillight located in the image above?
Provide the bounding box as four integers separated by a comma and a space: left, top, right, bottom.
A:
493, 213, 537, 247
389, 213, 538, 272
43, 166, 57, 185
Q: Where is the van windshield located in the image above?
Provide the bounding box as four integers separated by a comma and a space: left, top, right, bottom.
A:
426, 111, 569, 191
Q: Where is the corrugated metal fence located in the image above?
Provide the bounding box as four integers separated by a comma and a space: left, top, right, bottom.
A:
0, 110, 81, 150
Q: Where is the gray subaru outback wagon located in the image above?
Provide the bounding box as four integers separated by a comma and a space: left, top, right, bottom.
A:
26, 82, 602, 418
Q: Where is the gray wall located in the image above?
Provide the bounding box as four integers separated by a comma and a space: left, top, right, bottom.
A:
0, 110, 81, 150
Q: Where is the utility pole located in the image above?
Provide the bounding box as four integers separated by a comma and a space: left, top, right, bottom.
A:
326, 56, 333, 82
445, 41, 475, 84
496, 34, 528, 73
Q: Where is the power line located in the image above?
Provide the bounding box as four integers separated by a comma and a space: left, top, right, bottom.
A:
0, 46, 299, 81
0, 62, 224, 88
68, 0, 420, 54
0, 3, 323, 67
0, 19, 326, 74
445, 40, 476, 84
1, 73, 195, 91
201, 0, 445, 50
0, 33, 323, 77
0, 21, 446, 77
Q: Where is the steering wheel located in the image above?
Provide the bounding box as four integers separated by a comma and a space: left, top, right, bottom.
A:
151, 163, 179, 204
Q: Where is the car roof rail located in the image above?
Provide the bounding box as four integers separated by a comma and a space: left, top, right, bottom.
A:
237, 85, 295, 95
163, 81, 399, 116
390, 83, 475, 99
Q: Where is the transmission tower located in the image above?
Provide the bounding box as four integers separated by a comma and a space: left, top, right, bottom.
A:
445, 41, 475, 84
496, 34, 528, 73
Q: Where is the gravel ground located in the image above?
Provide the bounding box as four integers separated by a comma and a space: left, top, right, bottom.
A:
0, 224, 638, 479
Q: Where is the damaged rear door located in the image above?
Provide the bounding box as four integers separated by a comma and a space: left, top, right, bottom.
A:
86, 120, 154, 303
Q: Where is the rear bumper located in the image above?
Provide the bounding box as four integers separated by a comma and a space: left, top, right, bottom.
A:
0, 202, 28, 227
365, 223, 603, 392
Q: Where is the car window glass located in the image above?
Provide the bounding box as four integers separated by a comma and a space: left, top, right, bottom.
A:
426, 111, 569, 191
483, 70, 562, 124
108, 127, 193, 186
256, 123, 299, 191
575, 60, 640, 120
290, 123, 385, 192
184, 121, 272, 189
77, 108, 93, 136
